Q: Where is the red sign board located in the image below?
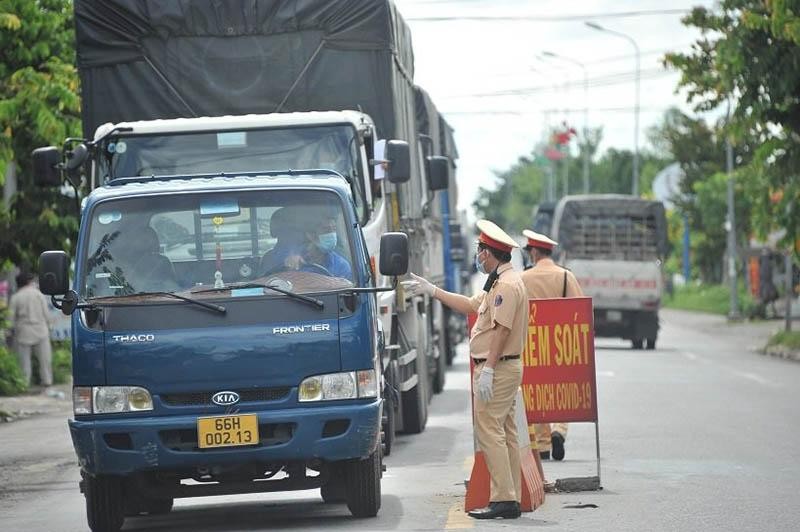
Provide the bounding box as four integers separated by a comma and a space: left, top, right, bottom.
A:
521, 297, 597, 424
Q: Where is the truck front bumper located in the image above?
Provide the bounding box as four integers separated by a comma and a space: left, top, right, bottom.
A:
69, 399, 381, 476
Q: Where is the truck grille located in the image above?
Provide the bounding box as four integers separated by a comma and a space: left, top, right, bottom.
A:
161, 387, 291, 407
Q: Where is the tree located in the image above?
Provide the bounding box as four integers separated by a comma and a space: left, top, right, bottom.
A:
648, 108, 755, 282
0, 0, 81, 270
666, 1, 800, 256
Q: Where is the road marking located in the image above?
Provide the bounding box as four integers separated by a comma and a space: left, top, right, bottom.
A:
730, 370, 778, 387
682, 351, 697, 361
445, 502, 474, 529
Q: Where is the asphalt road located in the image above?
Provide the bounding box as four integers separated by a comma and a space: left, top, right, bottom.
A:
1, 309, 798, 531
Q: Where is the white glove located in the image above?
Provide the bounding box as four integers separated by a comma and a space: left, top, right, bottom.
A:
401, 272, 436, 297
476, 366, 494, 403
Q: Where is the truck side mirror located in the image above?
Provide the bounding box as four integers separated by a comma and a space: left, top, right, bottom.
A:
32, 146, 63, 187
426, 156, 450, 191
379, 232, 409, 276
385, 140, 410, 184
39, 251, 70, 295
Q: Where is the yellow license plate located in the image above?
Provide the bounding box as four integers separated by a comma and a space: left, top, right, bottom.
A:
197, 414, 259, 449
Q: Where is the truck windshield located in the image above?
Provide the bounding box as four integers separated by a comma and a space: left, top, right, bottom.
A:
98, 125, 360, 182
81, 190, 356, 299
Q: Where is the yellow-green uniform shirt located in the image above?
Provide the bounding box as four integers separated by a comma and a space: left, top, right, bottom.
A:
468, 262, 528, 360
520, 257, 583, 299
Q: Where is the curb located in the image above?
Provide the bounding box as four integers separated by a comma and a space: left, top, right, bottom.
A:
761, 345, 800, 362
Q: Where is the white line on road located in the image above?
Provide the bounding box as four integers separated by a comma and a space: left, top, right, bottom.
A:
730, 370, 779, 388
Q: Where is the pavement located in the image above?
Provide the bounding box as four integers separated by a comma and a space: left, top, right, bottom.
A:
0, 309, 789, 424
1, 309, 799, 531
0, 381, 72, 423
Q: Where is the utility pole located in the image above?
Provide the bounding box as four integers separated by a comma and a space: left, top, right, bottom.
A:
585, 22, 640, 196
725, 135, 741, 320
543, 51, 590, 194
786, 251, 794, 332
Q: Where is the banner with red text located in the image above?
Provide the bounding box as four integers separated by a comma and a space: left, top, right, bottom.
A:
521, 297, 597, 423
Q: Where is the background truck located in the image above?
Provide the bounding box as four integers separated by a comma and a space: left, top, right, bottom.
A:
551, 194, 669, 349
35, 0, 465, 444
31, 0, 462, 529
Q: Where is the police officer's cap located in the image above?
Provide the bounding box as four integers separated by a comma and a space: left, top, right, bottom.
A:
522, 229, 558, 250
477, 220, 519, 253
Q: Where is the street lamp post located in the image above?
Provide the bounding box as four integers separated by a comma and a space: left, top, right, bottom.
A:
543, 51, 590, 194
585, 21, 640, 197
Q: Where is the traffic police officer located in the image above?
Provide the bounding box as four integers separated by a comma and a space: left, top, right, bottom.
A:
403, 220, 528, 519
520, 229, 583, 461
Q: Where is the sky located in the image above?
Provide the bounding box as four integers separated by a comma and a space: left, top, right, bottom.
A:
393, 0, 717, 214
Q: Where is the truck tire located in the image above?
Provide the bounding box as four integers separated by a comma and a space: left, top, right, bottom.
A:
381, 362, 398, 456
401, 354, 428, 434
631, 339, 644, 350
432, 317, 447, 394
344, 449, 382, 518
85, 474, 124, 532
646, 338, 657, 350
321, 467, 346, 504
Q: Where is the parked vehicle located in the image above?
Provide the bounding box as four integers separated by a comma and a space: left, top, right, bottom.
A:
32, 1, 458, 530
551, 195, 668, 349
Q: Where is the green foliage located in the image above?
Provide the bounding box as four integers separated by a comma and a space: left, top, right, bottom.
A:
767, 330, 800, 350
664, 282, 756, 316
51, 340, 71, 385
666, 1, 800, 256
0, 345, 28, 396
648, 108, 754, 283
0, 0, 81, 267
472, 127, 668, 232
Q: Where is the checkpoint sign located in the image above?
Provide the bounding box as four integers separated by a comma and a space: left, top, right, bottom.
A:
521, 297, 598, 424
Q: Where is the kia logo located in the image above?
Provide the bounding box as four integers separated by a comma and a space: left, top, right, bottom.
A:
211, 391, 240, 406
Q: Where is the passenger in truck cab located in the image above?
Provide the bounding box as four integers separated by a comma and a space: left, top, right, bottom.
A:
262, 210, 352, 280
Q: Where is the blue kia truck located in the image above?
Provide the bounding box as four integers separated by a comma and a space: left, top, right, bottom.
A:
51, 0, 461, 448
38, 170, 409, 531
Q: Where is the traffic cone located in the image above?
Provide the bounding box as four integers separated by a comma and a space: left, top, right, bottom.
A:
464, 387, 546, 512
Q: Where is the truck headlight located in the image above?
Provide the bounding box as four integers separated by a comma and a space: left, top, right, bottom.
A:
298, 370, 377, 402
73, 386, 153, 415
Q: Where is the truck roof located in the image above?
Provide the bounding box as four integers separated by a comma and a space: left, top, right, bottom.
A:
84, 172, 352, 206
93, 110, 373, 140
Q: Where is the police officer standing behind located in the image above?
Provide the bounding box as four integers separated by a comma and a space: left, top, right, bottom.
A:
403, 220, 528, 520
520, 229, 583, 461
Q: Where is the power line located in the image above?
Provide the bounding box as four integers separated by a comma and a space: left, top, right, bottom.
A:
447, 68, 673, 98
440, 105, 672, 116
406, 8, 691, 22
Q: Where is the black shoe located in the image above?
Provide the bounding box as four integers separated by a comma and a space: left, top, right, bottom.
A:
539, 451, 550, 460
551, 432, 565, 461
468, 501, 521, 519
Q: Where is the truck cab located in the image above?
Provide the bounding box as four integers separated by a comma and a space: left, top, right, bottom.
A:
38, 170, 409, 531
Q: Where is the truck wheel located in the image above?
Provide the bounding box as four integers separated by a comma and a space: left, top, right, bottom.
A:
321, 467, 346, 504
432, 330, 447, 394
401, 354, 428, 434
631, 339, 644, 350
381, 363, 398, 456
646, 338, 657, 350
344, 449, 382, 518
85, 474, 124, 532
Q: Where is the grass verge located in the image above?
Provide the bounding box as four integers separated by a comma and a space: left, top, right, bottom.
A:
767, 330, 800, 350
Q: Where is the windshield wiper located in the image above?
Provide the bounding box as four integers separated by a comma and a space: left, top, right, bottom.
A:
89, 291, 226, 315
194, 282, 324, 310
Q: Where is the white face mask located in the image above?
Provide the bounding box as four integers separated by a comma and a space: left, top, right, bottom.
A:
475, 249, 488, 274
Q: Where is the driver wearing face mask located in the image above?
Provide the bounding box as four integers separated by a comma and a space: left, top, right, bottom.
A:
283, 215, 352, 280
